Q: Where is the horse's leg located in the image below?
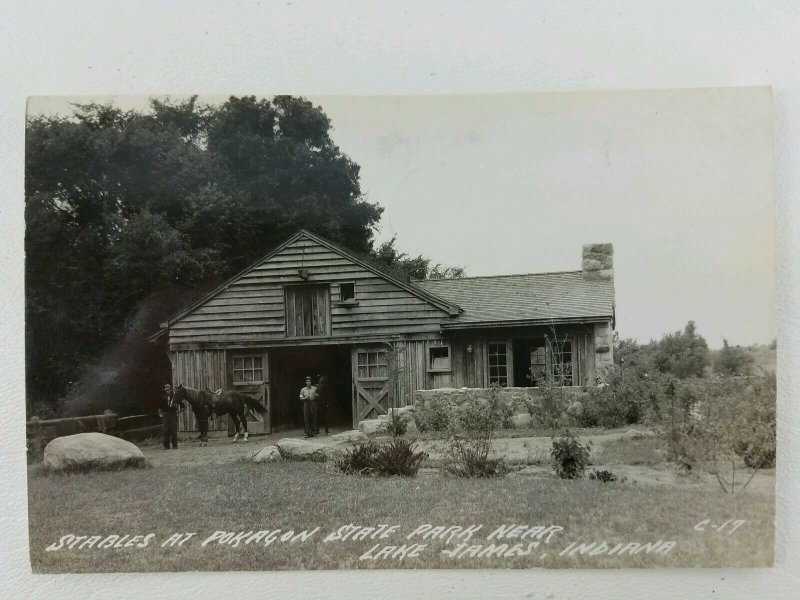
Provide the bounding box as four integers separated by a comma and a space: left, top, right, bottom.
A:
239, 404, 249, 442
231, 412, 241, 441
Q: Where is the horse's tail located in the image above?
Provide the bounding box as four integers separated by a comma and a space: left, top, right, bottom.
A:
242, 394, 267, 415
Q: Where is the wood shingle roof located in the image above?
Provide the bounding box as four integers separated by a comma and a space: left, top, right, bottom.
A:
416, 271, 615, 330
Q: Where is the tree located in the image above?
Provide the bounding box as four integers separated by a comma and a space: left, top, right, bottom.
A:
25, 96, 461, 414
653, 320, 710, 378
613, 332, 657, 373
372, 236, 466, 280
714, 339, 755, 376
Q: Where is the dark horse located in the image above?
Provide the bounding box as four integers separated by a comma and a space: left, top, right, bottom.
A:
174, 385, 267, 442
173, 385, 215, 445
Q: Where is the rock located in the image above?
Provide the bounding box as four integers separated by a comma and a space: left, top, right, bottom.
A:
329, 430, 369, 445
321, 445, 349, 461
510, 413, 532, 428
387, 405, 416, 424
405, 421, 419, 436
377, 414, 391, 422
581, 258, 605, 271
358, 419, 389, 435
583, 268, 614, 280
43, 432, 145, 472
251, 445, 282, 463
582, 243, 614, 258
276, 438, 328, 461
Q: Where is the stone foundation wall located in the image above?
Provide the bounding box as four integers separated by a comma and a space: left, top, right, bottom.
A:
413, 387, 587, 430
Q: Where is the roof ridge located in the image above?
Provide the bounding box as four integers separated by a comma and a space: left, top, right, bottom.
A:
416, 270, 583, 282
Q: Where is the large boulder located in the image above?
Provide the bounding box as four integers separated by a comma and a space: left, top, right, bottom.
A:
43, 432, 145, 472
251, 445, 282, 463
276, 438, 329, 461
358, 419, 389, 435
329, 430, 369, 445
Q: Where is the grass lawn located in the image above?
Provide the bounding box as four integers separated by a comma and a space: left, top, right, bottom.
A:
28, 437, 774, 572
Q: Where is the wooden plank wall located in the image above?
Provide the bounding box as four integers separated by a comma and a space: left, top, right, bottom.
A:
390, 326, 600, 406
169, 236, 450, 345
170, 349, 228, 431
392, 338, 487, 406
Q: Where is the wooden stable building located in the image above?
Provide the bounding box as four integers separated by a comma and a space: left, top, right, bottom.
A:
150, 230, 615, 433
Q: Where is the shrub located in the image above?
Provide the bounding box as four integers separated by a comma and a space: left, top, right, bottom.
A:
443, 384, 507, 477
443, 434, 507, 477
588, 469, 620, 483
337, 442, 378, 475
526, 380, 570, 429
387, 410, 407, 437
665, 375, 776, 492
338, 439, 427, 477
713, 339, 755, 376
370, 439, 427, 476
415, 401, 450, 432
579, 367, 645, 428
501, 404, 515, 430
551, 430, 592, 479
455, 395, 505, 432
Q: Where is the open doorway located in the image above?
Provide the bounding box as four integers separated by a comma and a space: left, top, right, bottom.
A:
269, 345, 352, 432
513, 337, 576, 387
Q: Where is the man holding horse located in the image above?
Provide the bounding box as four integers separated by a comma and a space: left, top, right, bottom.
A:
299, 376, 318, 438
161, 383, 183, 450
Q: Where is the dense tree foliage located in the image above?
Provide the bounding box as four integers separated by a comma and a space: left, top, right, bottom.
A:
652, 321, 710, 378
372, 236, 466, 280
713, 339, 755, 376
614, 322, 710, 379
26, 96, 458, 414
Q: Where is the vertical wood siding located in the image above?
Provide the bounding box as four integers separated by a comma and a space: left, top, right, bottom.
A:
170, 349, 228, 431
390, 338, 478, 405
285, 285, 331, 337
390, 326, 598, 406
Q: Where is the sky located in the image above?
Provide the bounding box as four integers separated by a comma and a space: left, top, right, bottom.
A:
28, 88, 776, 347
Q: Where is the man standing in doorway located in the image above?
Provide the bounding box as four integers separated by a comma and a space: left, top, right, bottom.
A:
299, 376, 318, 438
161, 383, 183, 450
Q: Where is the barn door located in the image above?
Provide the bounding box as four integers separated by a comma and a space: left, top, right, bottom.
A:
230, 351, 270, 435
352, 346, 391, 428
230, 382, 269, 435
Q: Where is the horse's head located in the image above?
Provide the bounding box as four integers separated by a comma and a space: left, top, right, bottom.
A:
173, 383, 186, 402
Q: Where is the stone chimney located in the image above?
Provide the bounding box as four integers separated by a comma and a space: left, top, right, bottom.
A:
582, 243, 614, 280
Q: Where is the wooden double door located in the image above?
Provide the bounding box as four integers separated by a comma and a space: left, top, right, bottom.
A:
351, 345, 393, 427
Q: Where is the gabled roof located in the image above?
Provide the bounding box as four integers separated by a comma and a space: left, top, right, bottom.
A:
149, 229, 462, 341
416, 271, 615, 330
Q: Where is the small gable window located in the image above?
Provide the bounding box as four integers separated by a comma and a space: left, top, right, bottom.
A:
340, 282, 356, 302
428, 345, 451, 372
